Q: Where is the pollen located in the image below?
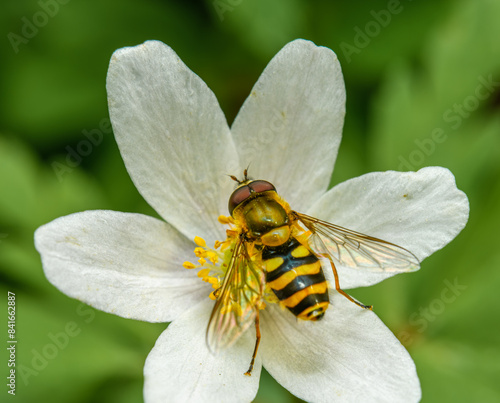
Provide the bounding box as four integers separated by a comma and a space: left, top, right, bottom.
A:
197, 268, 210, 278
183, 261, 197, 269
207, 277, 219, 286
185, 235, 229, 300
206, 251, 219, 263
218, 215, 234, 225
217, 238, 233, 252
194, 247, 207, 258
194, 236, 206, 247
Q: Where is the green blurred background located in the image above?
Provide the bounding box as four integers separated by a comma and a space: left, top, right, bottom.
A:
1, 0, 499, 402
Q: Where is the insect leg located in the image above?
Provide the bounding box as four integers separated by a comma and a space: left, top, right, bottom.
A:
244, 310, 261, 376
326, 255, 373, 310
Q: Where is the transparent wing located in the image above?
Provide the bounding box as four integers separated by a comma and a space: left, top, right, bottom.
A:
296, 212, 420, 272
206, 237, 265, 353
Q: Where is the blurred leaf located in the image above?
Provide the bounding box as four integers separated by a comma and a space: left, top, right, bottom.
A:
0, 135, 107, 230
1, 0, 205, 145
415, 339, 500, 402
208, 0, 306, 59
1, 287, 155, 403
0, 135, 162, 403
313, 0, 453, 84
426, 0, 500, 101
370, 0, 500, 172
254, 368, 303, 403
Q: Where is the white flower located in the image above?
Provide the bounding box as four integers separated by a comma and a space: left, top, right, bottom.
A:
35, 39, 469, 403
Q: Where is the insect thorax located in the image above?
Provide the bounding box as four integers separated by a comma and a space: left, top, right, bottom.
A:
233, 191, 292, 247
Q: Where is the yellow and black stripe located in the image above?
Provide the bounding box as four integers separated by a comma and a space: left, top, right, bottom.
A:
262, 237, 329, 320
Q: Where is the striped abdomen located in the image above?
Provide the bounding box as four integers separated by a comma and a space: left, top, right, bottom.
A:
262, 237, 329, 320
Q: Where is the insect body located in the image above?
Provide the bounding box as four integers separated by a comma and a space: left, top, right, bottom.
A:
227, 178, 331, 321
204, 171, 419, 375
262, 236, 329, 321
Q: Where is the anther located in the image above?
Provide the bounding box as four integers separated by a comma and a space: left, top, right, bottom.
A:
194, 236, 206, 247
218, 215, 233, 225
194, 247, 207, 258
197, 268, 210, 278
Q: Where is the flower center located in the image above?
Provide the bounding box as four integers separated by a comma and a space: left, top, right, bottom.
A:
183, 215, 279, 305
182, 216, 237, 300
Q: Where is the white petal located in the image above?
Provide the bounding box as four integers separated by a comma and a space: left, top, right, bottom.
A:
35, 210, 210, 322
144, 301, 260, 403
231, 39, 346, 210
107, 40, 239, 243
260, 295, 421, 403
307, 166, 469, 288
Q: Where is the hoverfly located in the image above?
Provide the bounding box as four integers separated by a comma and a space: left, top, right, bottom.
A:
204, 170, 419, 375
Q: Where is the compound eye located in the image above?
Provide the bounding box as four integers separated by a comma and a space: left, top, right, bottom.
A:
228, 186, 251, 216
248, 180, 275, 194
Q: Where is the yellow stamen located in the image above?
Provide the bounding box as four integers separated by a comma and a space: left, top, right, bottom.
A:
218, 239, 232, 252
194, 247, 207, 258
207, 277, 218, 285
218, 215, 233, 225
209, 291, 217, 300
197, 268, 210, 278
194, 236, 206, 247
183, 261, 197, 269
197, 257, 206, 265
206, 251, 219, 264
